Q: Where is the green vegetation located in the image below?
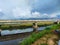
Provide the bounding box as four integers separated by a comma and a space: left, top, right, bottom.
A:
19, 24, 60, 45
0, 21, 53, 30
41, 43, 48, 45
20, 30, 49, 45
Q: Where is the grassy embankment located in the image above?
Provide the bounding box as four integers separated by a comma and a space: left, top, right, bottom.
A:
20, 24, 60, 45
0, 21, 53, 30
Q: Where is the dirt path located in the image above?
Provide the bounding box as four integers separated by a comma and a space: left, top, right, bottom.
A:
32, 33, 59, 45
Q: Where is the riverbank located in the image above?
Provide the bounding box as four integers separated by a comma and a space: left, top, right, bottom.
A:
0, 26, 47, 42
0, 21, 53, 30
31, 33, 59, 45
0, 32, 32, 41
0, 26, 47, 45
20, 24, 60, 45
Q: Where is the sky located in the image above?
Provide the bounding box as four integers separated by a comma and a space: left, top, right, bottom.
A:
0, 0, 60, 19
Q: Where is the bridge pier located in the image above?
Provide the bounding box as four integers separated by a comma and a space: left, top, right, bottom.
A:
33, 22, 38, 32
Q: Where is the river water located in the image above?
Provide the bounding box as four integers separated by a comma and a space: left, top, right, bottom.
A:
58, 40, 60, 45
0, 27, 46, 45
1, 27, 46, 36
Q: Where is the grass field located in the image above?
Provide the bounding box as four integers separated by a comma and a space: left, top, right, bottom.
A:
0, 20, 54, 30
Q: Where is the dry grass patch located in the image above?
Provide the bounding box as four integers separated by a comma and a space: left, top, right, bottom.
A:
31, 33, 58, 45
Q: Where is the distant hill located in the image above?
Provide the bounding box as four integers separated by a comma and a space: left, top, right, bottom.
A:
17, 18, 56, 20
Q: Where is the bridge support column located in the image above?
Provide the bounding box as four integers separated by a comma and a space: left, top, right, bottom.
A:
33, 22, 38, 32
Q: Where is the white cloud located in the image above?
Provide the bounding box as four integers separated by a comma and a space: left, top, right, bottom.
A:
31, 12, 41, 18
41, 13, 50, 18
50, 13, 57, 18
12, 8, 60, 19
0, 0, 31, 19
0, 9, 2, 12
0, 0, 59, 19
0, 7, 60, 19
50, 12, 60, 18
12, 7, 32, 18
31, 12, 50, 18
31, 12, 60, 18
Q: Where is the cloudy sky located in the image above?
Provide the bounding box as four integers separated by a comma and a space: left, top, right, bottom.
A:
0, 0, 60, 19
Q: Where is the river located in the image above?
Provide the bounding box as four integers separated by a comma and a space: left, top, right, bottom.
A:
0, 26, 47, 45
58, 40, 60, 45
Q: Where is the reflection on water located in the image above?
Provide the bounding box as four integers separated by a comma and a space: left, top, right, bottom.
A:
1, 27, 46, 35
58, 40, 60, 45
0, 38, 25, 45
0, 27, 46, 45
1, 28, 33, 35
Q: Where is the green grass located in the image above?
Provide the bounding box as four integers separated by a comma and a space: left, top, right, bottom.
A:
19, 29, 52, 45
19, 24, 60, 45
41, 43, 48, 45
0, 22, 53, 30
20, 30, 48, 45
